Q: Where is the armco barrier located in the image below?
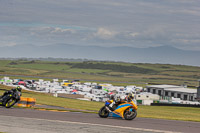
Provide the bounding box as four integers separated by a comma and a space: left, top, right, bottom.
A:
27, 98, 36, 107
151, 103, 200, 108
17, 97, 36, 107
17, 97, 27, 107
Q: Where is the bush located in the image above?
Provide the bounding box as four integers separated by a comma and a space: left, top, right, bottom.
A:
69, 62, 157, 74
9, 61, 18, 65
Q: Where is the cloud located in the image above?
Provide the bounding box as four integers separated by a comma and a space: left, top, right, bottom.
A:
0, 42, 17, 47
94, 28, 117, 39
30, 26, 76, 36
169, 9, 200, 16
51, 27, 76, 34
129, 32, 140, 37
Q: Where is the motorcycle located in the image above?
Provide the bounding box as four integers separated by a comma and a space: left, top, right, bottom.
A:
99, 99, 138, 120
0, 91, 21, 108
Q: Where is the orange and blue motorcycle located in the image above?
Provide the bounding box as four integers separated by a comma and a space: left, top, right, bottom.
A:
99, 99, 138, 120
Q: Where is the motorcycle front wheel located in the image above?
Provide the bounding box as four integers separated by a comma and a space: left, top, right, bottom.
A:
4, 97, 17, 108
124, 108, 137, 120
98, 106, 109, 118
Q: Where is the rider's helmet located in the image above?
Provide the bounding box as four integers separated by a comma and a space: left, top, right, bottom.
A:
16, 86, 22, 92
127, 93, 134, 101
110, 95, 115, 100
116, 96, 121, 102
120, 95, 126, 100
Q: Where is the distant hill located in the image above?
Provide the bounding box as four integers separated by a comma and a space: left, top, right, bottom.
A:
0, 44, 199, 66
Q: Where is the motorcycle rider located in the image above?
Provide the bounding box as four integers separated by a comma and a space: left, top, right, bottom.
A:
0, 86, 22, 102
108, 95, 125, 111
108, 93, 135, 111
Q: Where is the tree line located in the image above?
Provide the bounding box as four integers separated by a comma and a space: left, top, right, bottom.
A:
68, 62, 157, 74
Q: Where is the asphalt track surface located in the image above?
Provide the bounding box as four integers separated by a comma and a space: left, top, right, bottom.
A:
0, 107, 200, 133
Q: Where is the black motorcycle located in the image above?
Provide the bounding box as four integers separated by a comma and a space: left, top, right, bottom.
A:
0, 91, 21, 108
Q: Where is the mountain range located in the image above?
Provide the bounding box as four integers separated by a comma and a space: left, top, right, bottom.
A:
0, 44, 199, 66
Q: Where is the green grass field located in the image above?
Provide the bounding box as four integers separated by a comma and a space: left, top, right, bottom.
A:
0, 84, 200, 122
0, 60, 200, 87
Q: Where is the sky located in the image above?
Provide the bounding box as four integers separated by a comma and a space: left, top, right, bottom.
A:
0, 0, 200, 51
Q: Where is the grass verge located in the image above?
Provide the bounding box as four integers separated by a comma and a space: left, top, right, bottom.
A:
138, 105, 200, 122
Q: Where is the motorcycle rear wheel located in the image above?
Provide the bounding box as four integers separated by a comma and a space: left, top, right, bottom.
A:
124, 108, 137, 120
4, 97, 17, 108
99, 106, 109, 118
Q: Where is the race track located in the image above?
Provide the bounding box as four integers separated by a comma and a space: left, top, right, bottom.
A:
0, 107, 199, 133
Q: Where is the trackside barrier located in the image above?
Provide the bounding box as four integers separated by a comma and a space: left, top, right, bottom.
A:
17, 97, 36, 107
17, 97, 27, 107
27, 98, 36, 107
